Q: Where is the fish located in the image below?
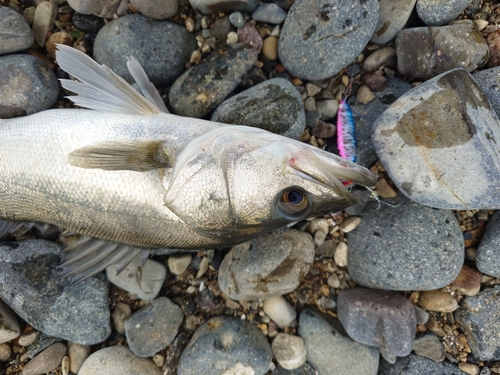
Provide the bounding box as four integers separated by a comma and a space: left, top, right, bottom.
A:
0, 45, 377, 282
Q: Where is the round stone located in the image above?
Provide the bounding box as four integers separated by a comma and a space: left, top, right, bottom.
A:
272, 333, 306, 370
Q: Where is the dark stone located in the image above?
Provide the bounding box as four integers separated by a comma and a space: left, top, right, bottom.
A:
72, 12, 105, 34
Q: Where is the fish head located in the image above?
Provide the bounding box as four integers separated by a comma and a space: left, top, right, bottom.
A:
164, 126, 377, 239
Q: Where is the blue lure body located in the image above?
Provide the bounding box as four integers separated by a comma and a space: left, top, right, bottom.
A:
336, 98, 357, 163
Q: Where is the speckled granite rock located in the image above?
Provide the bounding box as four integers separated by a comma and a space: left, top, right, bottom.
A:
474, 67, 500, 119
417, 0, 472, 26
370, 0, 417, 44
0, 6, 34, 55
477, 211, 500, 277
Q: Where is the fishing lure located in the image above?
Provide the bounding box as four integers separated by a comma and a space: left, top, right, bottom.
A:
336, 98, 357, 163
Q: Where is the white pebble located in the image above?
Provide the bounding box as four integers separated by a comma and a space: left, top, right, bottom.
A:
0, 343, 12, 361
272, 333, 306, 370
68, 342, 91, 374
334, 241, 348, 267
112, 303, 132, 334
339, 216, 361, 233
18, 331, 39, 346
263, 296, 296, 328
226, 31, 239, 44
307, 218, 329, 234
327, 273, 340, 288
195, 256, 210, 279
168, 253, 192, 275
61, 355, 70, 375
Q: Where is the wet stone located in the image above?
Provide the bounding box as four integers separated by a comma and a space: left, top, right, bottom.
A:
0, 299, 20, 344
67, 0, 120, 18
395, 20, 488, 80
455, 285, 500, 361
347, 195, 463, 290
370, 0, 417, 44
130, 0, 178, 20
0, 6, 34, 55
417, 0, 472, 26
170, 45, 258, 118
22, 343, 67, 375
177, 316, 272, 375
278, 0, 379, 80
378, 354, 467, 375
372, 68, 500, 209
477, 211, 500, 277
412, 332, 446, 362
252, 3, 287, 24
94, 14, 197, 86
0, 240, 111, 345
211, 78, 305, 139
72, 12, 105, 33
337, 288, 416, 357
218, 229, 315, 300
298, 308, 379, 375
124, 297, 183, 357
189, 0, 258, 15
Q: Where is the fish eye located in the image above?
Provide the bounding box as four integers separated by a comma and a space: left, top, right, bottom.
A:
277, 189, 309, 218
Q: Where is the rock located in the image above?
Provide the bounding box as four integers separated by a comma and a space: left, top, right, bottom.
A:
18, 331, 39, 347
262, 36, 279, 61
67, 0, 120, 18
298, 308, 379, 375
413, 305, 429, 325
0, 343, 11, 361
451, 265, 482, 296
272, 363, 317, 375
474, 67, 500, 118
0, 240, 111, 345
168, 253, 192, 275
459, 363, 480, 375
218, 229, 315, 300
0, 6, 34, 55
229, 12, 244, 28
211, 78, 305, 139
26, 333, 63, 358
346, 195, 463, 290
67, 342, 91, 374
378, 354, 467, 374
356, 85, 375, 104
263, 296, 297, 328
372, 68, 500, 209
32, 2, 57, 47
364, 73, 388, 92
337, 288, 416, 357
486, 30, 500, 68
72, 12, 105, 33
21, 343, 67, 375
395, 20, 488, 79
111, 302, 132, 334
278, 0, 379, 80
455, 285, 500, 361
94, 14, 197, 86
78, 346, 162, 375
0, 54, 58, 119
211, 17, 232, 42
370, 0, 417, 44
252, 3, 287, 24
311, 121, 335, 139
417, 0, 471, 26
170, 45, 258, 118
362, 47, 396, 73
106, 257, 166, 301
237, 23, 263, 52
0, 299, 20, 344
189, 0, 259, 15
46, 31, 73, 59
125, 297, 183, 357
130, 0, 178, 19
315, 99, 338, 121
178, 316, 272, 375
374, 178, 397, 198
412, 332, 446, 362
476, 211, 500, 277
272, 333, 306, 370
418, 290, 458, 312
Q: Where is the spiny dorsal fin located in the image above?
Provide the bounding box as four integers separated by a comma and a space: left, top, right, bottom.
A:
55, 44, 168, 115
68, 140, 172, 171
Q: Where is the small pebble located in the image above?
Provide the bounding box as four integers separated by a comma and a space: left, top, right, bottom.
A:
475, 19, 489, 31
318, 239, 338, 258
272, 333, 307, 370
362, 46, 396, 72
61, 356, 69, 375
226, 31, 238, 44
316, 99, 339, 121
459, 363, 480, 375
334, 241, 348, 267
168, 253, 192, 275
327, 273, 340, 288
356, 85, 375, 104
45, 31, 72, 58
196, 256, 210, 279
0, 300, 20, 344
303, 97, 316, 112
252, 3, 287, 24
112, 302, 132, 334
229, 12, 244, 28
0, 343, 12, 361
364, 73, 388, 92
263, 296, 296, 328
412, 332, 445, 362
305, 83, 322, 97
452, 265, 482, 296
375, 178, 398, 198
68, 342, 91, 374
418, 290, 458, 312
21, 343, 67, 375
262, 36, 278, 60
18, 331, 39, 347
314, 229, 327, 247
413, 305, 429, 324
311, 120, 336, 139
153, 353, 165, 367
307, 218, 329, 234
32, 2, 58, 47
339, 216, 361, 233
237, 23, 263, 52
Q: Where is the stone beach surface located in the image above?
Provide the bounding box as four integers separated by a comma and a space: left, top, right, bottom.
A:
2, 0, 500, 374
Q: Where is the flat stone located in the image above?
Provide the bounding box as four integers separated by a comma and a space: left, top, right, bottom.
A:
21, 343, 67, 375
124, 297, 183, 357
218, 229, 315, 300
272, 333, 306, 370
373, 68, 500, 209
337, 288, 416, 357
170, 45, 258, 118
378, 354, 467, 374
347, 195, 463, 290
189, 0, 258, 15
455, 285, 500, 361
0, 240, 110, 345
417, 0, 471, 26
67, 0, 120, 18
94, 14, 197, 86
0, 6, 33, 55
130, 0, 178, 19
370, 0, 417, 44
211, 78, 305, 139
178, 316, 272, 375
418, 290, 458, 312
0, 299, 20, 344
477, 211, 500, 277
362, 47, 396, 73
278, 0, 379, 80
298, 308, 379, 375
412, 332, 446, 362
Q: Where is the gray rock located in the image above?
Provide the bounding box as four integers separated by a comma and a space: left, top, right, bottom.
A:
362, 47, 396, 73
347, 195, 463, 290
67, 0, 120, 18
32, 2, 57, 47
372, 68, 500, 209
178, 316, 272, 375
106, 257, 166, 300
211, 78, 305, 139
455, 285, 500, 361
124, 297, 183, 357
27, 333, 63, 358
218, 229, 315, 301
370, 0, 417, 44
252, 3, 287, 24
170, 45, 258, 118
272, 363, 317, 375
417, 0, 471, 26
130, 0, 178, 19
298, 308, 379, 375
0, 54, 58, 119
0, 299, 20, 344
229, 12, 244, 28
94, 14, 197, 86
337, 288, 416, 357
0, 6, 34, 55
396, 20, 488, 80
477, 212, 500, 277
78, 346, 162, 375
278, 0, 379, 80
22, 343, 67, 375
0, 240, 111, 345
412, 332, 446, 362
189, 0, 258, 15
378, 354, 466, 374
272, 333, 306, 370
474, 67, 500, 119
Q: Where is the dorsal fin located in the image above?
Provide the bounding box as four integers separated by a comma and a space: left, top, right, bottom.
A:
55, 44, 168, 115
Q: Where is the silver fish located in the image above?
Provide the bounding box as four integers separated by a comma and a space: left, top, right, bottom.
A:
0, 45, 376, 281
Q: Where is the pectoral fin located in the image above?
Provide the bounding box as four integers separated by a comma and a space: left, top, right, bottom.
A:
68, 140, 173, 171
